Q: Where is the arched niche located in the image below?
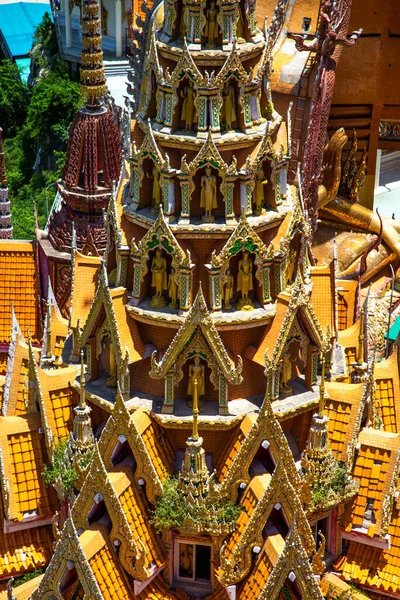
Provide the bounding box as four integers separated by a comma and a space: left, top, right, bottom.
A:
141, 246, 173, 308
236, 0, 252, 43
173, 75, 198, 132
201, 0, 222, 47
220, 76, 244, 132
139, 156, 163, 212
176, 355, 218, 403
191, 163, 224, 221
131, 212, 193, 310
144, 71, 158, 120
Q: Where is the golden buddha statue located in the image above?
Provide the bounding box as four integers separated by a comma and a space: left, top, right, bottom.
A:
222, 83, 236, 131
253, 168, 268, 215
168, 267, 179, 309
318, 128, 400, 262
147, 165, 162, 212
181, 83, 197, 131
187, 355, 205, 407
223, 268, 234, 310
106, 342, 117, 388
205, 1, 219, 48
279, 352, 292, 395
237, 250, 254, 310
200, 165, 217, 222
150, 248, 168, 308
236, 4, 245, 42
285, 247, 297, 288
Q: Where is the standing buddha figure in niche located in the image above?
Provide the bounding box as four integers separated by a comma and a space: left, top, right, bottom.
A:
181, 83, 197, 131
279, 352, 293, 395
223, 268, 234, 310
205, 1, 219, 48
187, 356, 205, 407
236, 4, 245, 42
150, 248, 168, 308
200, 165, 217, 222
147, 165, 162, 212
237, 250, 254, 310
253, 168, 268, 215
222, 83, 236, 130
168, 267, 179, 309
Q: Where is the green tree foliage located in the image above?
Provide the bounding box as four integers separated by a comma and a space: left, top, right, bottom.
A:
0, 60, 29, 137
2, 13, 84, 239
42, 439, 78, 492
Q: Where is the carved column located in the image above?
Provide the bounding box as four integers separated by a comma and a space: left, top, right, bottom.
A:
115, 0, 122, 58
305, 345, 319, 388
224, 175, 236, 225
240, 176, 254, 216
65, 0, 72, 48
179, 263, 193, 310
273, 250, 286, 296
196, 93, 209, 133
161, 170, 176, 219
131, 257, 142, 305
163, 0, 176, 37
155, 87, 165, 124
162, 371, 175, 413
261, 257, 273, 304
164, 89, 176, 130
219, 374, 229, 415
179, 172, 191, 224
207, 265, 222, 310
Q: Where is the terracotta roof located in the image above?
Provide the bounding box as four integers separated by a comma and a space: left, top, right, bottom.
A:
70, 250, 100, 329
110, 287, 145, 362
0, 241, 40, 344
249, 293, 290, 366
38, 365, 79, 441
0, 414, 57, 521
224, 473, 271, 558
310, 264, 334, 333
0, 517, 51, 581
215, 415, 256, 482
83, 527, 135, 599
324, 381, 364, 461
111, 467, 164, 569
237, 532, 283, 599
320, 572, 370, 600
342, 428, 400, 535
2, 336, 39, 416
374, 348, 400, 433
133, 410, 173, 481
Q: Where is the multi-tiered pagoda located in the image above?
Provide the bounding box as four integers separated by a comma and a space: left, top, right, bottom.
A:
0, 0, 400, 599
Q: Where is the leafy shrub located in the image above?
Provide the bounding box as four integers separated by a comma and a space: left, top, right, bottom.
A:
42, 439, 77, 492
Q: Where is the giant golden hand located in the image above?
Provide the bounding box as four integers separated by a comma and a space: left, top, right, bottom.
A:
317, 127, 347, 209
318, 129, 400, 258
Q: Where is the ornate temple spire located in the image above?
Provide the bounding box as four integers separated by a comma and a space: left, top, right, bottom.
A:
179, 376, 210, 501
79, 0, 107, 108
0, 127, 13, 239
71, 350, 94, 453
352, 305, 368, 383
40, 278, 57, 368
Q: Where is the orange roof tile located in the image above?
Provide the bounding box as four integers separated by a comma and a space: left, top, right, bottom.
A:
310, 264, 335, 333
110, 287, 145, 362
0, 241, 40, 343
133, 410, 173, 481
237, 532, 284, 599
324, 381, 364, 461
342, 429, 400, 536
215, 415, 257, 482
110, 468, 164, 569
250, 294, 290, 366
84, 527, 135, 599
0, 414, 57, 521
38, 365, 79, 441
70, 250, 100, 329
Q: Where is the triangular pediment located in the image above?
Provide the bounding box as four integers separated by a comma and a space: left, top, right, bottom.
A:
31, 513, 104, 600
169, 37, 203, 85
150, 287, 243, 385
189, 130, 231, 173
216, 40, 250, 84
138, 122, 167, 169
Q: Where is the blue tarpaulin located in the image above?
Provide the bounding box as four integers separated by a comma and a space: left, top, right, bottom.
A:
0, 2, 51, 58
385, 315, 400, 342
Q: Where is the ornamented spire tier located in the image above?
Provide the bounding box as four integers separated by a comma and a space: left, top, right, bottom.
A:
0, 128, 13, 239
80, 0, 107, 108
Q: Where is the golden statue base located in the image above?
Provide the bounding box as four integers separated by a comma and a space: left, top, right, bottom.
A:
201, 214, 215, 223
106, 376, 117, 388
150, 295, 168, 308
237, 297, 254, 311
161, 403, 174, 414
253, 206, 266, 217
206, 43, 216, 49
169, 301, 178, 309
223, 302, 234, 311
189, 398, 204, 408
279, 384, 293, 396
